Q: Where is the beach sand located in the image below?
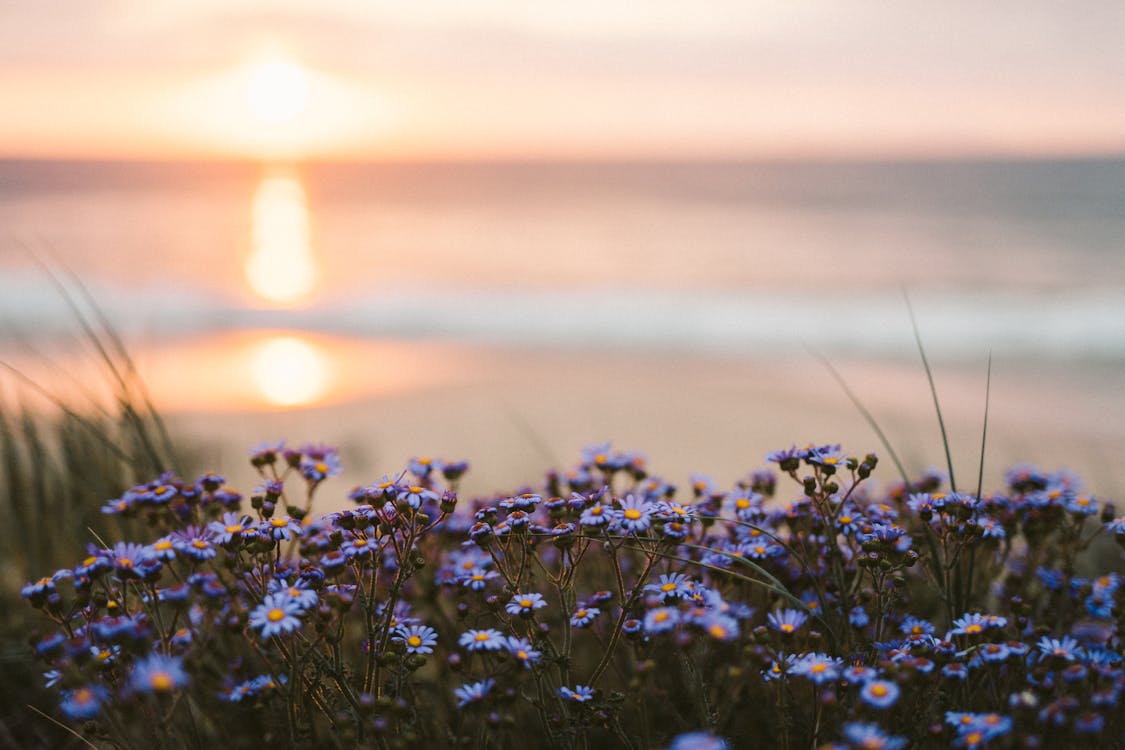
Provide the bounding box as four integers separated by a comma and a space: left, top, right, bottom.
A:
145, 337, 1125, 510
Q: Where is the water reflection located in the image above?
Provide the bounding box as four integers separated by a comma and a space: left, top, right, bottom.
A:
252, 335, 329, 407
245, 171, 318, 304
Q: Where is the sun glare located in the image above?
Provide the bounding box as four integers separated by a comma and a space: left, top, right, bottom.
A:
252, 336, 328, 408
245, 172, 318, 304
246, 58, 309, 125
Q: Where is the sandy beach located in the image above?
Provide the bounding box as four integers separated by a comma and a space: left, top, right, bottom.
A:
128, 335, 1125, 509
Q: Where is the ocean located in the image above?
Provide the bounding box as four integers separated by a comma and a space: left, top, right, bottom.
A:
1, 158, 1123, 359
1, 158, 1122, 493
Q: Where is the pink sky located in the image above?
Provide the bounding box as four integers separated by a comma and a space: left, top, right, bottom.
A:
2, 1, 1124, 160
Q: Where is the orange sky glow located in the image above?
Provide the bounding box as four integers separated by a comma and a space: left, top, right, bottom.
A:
2, 2, 1124, 161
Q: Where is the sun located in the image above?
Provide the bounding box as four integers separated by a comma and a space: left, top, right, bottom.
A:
246, 57, 310, 125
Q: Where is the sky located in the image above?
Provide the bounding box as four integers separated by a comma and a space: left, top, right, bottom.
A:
1, 1, 1125, 160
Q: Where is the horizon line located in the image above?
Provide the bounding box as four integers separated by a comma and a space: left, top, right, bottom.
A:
3, 150, 1125, 168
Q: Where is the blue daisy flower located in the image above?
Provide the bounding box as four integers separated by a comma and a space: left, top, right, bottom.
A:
558, 685, 595, 703
505, 592, 548, 617
459, 628, 506, 652
249, 593, 306, 639
130, 653, 189, 694
454, 678, 494, 708
859, 679, 900, 709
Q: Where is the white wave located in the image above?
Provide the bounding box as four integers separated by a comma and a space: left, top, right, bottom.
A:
1, 272, 1123, 362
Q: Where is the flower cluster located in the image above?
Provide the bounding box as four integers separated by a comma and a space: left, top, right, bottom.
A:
22, 439, 1125, 749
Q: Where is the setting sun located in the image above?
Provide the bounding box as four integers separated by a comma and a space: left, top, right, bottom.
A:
246, 58, 309, 125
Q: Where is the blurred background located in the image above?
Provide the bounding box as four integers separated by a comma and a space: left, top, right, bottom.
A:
1, 1, 1124, 500
1, 4, 1124, 740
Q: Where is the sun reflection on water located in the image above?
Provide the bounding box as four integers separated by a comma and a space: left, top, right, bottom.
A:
245, 172, 318, 305
252, 335, 329, 407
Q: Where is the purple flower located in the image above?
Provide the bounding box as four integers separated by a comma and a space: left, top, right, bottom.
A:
644, 607, 681, 634
646, 573, 694, 601
558, 685, 595, 703
459, 629, 506, 652
667, 731, 730, 750
171, 526, 217, 561
208, 513, 254, 545
267, 578, 319, 610
261, 516, 303, 541
579, 503, 612, 528
394, 624, 438, 655
506, 636, 542, 668
792, 653, 842, 684
767, 609, 808, 635
505, 593, 548, 617
615, 494, 655, 534
1037, 635, 1082, 662
249, 593, 306, 638
859, 680, 900, 709
60, 685, 107, 720
130, 653, 189, 694
397, 485, 440, 510
454, 679, 494, 708
841, 722, 906, 750
300, 449, 342, 483
570, 606, 601, 628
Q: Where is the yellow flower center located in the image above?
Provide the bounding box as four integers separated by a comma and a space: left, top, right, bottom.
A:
74, 688, 93, 703
474, 632, 490, 642
118, 558, 133, 569
192, 540, 208, 549
661, 582, 677, 592
226, 524, 243, 533
623, 509, 642, 520
871, 684, 887, 697
810, 663, 827, 674
519, 598, 533, 608
516, 649, 529, 660
839, 516, 852, 525
655, 612, 669, 622
315, 462, 328, 473
407, 636, 422, 647
267, 608, 286, 622
271, 518, 288, 527
735, 498, 750, 510
780, 623, 794, 633
150, 672, 174, 691
708, 624, 728, 639
155, 540, 173, 551
965, 624, 982, 634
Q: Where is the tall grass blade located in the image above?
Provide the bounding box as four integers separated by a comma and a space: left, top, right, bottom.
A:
63, 266, 181, 471
904, 292, 957, 493
31, 256, 169, 474
975, 351, 992, 502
